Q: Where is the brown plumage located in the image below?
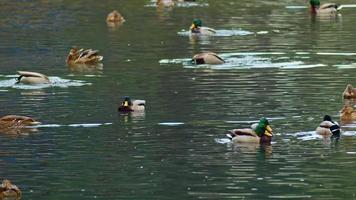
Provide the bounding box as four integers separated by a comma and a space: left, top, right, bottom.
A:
192, 52, 225, 65
340, 105, 356, 122
66, 47, 103, 65
0, 180, 21, 200
343, 84, 356, 99
0, 115, 40, 130
106, 10, 125, 23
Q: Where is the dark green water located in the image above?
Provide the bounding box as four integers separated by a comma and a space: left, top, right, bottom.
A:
1, 0, 356, 199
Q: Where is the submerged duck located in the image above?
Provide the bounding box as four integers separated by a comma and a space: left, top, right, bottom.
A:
190, 19, 216, 35
309, 0, 341, 14
0, 180, 21, 200
118, 96, 145, 112
343, 84, 356, 99
16, 71, 50, 84
340, 105, 356, 122
66, 47, 103, 65
315, 115, 340, 137
226, 117, 273, 144
0, 115, 40, 130
192, 52, 225, 65
106, 10, 125, 23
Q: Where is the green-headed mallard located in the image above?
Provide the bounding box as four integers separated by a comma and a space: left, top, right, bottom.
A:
106, 10, 125, 23
190, 19, 216, 35
343, 84, 356, 99
340, 105, 356, 122
16, 71, 50, 84
0, 180, 21, 200
66, 47, 103, 65
118, 96, 145, 112
309, 0, 341, 14
315, 115, 340, 138
226, 117, 273, 144
192, 52, 225, 65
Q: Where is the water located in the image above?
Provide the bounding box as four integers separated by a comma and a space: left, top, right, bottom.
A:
1, 0, 356, 199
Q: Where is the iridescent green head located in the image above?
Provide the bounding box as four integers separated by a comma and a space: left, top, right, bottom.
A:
192, 19, 202, 27
259, 117, 269, 126
310, 0, 320, 6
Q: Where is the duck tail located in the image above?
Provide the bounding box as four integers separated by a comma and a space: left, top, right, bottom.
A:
226, 131, 236, 140
337, 4, 343, 11
15, 75, 23, 84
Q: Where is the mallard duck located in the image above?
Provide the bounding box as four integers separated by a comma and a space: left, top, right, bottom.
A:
0, 180, 21, 200
192, 52, 225, 65
16, 71, 50, 84
340, 105, 356, 122
226, 118, 273, 144
315, 115, 340, 137
190, 19, 216, 35
66, 47, 103, 65
118, 96, 145, 112
0, 115, 41, 130
157, 0, 175, 6
309, 0, 341, 14
106, 10, 125, 23
343, 84, 356, 99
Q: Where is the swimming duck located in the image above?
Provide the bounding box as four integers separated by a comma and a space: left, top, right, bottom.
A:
16, 71, 50, 84
118, 96, 145, 112
0, 179, 21, 200
190, 19, 216, 35
156, 0, 175, 6
0, 115, 41, 131
106, 10, 125, 23
226, 118, 273, 144
192, 52, 225, 65
309, 0, 341, 14
340, 105, 356, 122
315, 115, 340, 137
343, 84, 356, 99
66, 47, 103, 65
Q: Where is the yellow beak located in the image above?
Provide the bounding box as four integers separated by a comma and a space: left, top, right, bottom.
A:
124, 101, 129, 107
190, 24, 195, 30
264, 125, 273, 137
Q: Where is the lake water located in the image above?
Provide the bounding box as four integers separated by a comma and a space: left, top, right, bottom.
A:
1, 0, 356, 199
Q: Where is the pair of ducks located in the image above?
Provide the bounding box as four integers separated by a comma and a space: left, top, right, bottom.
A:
0, 180, 21, 200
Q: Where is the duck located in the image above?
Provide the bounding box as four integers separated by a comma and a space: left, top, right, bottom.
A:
226, 117, 273, 144
343, 84, 356, 99
309, 0, 341, 14
190, 19, 216, 35
192, 52, 225, 65
315, 115, 340, 137
118, 96, 145, 112
340, 105, 356, 122
106, 10, 125, 23
0, 179, 21, 200
0, 115, 41, 131
66, 47, 103, 65
156, 0, 175, 7
16, 71, 50, 84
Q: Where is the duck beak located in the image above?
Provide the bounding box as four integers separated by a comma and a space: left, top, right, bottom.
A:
190, 24, 195, 30
264, 125, 273, 137
123, 101, 129, 107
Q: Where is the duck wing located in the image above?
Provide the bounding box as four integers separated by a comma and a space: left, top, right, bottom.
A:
231, 128, 258, 137
207, 52, 225, 63
320, 3, 339, 9
133, 100, 146, 106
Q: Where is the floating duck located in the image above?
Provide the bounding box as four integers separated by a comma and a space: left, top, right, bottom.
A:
16, 71, 50, 84
226, 117, 273, 144
309, 0, 341, 14
66, 47, 103, 65
343, 84, 356, 99
340, 105, 356, 122
192, 52, 225, 65
106, 10, 125, 23
315, 115, 340, 137
0, 115, 41, 131
190, 19, 216, 35
0, 179, 21, 200
157, 0, 175, 6
118, 96, 145, 112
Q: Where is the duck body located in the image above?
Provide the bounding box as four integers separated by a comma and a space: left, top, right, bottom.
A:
16, 71, 50, 84
340, 105, 356, 122
343, 84, 356, 99
66, 47, 103, 65
190, 19, 216, 36
0, 180, 21, 200
227, 118, 273, 144
0, 115, 41, 130
106, 10, 125, 23
118, 97, 145, 112
192, 52, 224, 65
157, 0, 175, 6
309, 0, 340, 14
315, 115, 340, 137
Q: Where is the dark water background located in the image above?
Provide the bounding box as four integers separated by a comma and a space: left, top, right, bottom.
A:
1, 0, 356, 199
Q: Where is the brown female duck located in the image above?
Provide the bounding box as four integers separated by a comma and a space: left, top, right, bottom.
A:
343, 84, 356, 99
106, 10, 125, 23
66, 47, 103, 65
0, 179, 21, 200
340, 105, 356, 122
0, 115, 40, 131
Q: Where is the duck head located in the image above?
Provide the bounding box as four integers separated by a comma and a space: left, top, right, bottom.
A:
323, 115, 332, 122
309, 0, 320, 12
190, 19, 202, 31
259, 117, 273, 143
118, 96, 133, 112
